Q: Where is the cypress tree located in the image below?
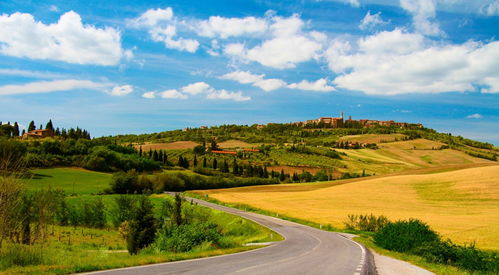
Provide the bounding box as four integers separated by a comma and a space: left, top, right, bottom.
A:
148, 149, 152, 158
203, 157, 207, 168
13, 122, 19, 136
139, 146, 143, 157
232, 159, 239, 175
213, 158, 217, 170
45, 119, 54, 131
263, 165, 269, 178
153, 150, 159, 161
222, 159, 229, 173
279, 169, 286, 181
178, 156, 183, 167
21, 129, 26, 136
28, 121, 36, 132
193, 155, 198, 167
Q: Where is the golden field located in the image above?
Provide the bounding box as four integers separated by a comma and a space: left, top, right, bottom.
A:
196, 165, 499, 250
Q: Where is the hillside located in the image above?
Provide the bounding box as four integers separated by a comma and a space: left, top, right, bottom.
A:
195, 165, 499, 251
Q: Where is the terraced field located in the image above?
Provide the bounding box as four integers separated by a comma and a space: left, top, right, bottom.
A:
197, 165, 499, 250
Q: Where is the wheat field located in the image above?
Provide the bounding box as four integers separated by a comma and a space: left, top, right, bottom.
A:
197, 165, 499, 250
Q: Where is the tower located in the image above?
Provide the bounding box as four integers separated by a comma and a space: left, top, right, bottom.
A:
340, 112, 344, 119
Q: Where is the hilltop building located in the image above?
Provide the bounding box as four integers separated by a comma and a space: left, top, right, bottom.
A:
298, 112, 421, 129
22, 129, 54, 139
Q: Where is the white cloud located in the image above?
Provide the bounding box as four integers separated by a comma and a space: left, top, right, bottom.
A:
345, 0, 361, 7
0, 11, 125, 66
467, 113, 483, 119
130, 8, 199, 53
220, 71, 286, 92
253, 78, 287, 92
223, 43, 246, 56
196, 16, 268, 38
400, 0, 444, 36
181, 82, 212, 95
142, 91, 156, 99
160, 89, 188, 99
0, 79, 111, 96
223, 14, 325, 69
127, 7, 173, 27
481, 1, 499, 16
220, 71, 264, 84
288, 78, 335, 92
326, 29, 499, 95
109, 85, 133, 96
0, 68, 66, 79
206, 89, 251, 101
359, 11, 388, 30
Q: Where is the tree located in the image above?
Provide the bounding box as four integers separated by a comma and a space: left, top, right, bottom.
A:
193, 145, 205, 155
232, 159, 239, 175
172, 193, 182, 226
222, 159, 229, 173
28, 121, 36, 132
203, 157, 207, 168
210, 139, 219, 151
45, 119, 54, 131
126, 196, 157, 254
279, 169, 286, 181
212, 158, 217, 170
139, 146, 142, 157
13, 122, 19, 136
193, 155, 198, 167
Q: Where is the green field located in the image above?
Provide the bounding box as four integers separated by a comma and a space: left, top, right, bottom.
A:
27, 168, 112, 195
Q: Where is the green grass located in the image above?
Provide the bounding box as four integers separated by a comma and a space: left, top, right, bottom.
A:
0, 194, 283, 274
26, 168, 112, 195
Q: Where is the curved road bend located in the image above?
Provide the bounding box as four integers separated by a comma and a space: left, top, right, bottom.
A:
86, 197, 376, 275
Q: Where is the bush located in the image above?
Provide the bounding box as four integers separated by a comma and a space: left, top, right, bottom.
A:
344, 214, 389, 232
154, 222, 221, 253
109, 170, 153, 194
374, 219, 439, 252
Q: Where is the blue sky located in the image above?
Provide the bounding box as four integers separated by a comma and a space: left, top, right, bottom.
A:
0, 0, 498, 144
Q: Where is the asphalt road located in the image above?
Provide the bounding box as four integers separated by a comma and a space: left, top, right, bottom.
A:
86, 196, 375, 275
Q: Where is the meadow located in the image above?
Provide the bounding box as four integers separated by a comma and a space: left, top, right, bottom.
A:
27, 167, 112, 195
195, 165, 499, 251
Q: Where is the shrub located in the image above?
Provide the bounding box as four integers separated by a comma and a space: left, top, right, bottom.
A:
154, 222, 221, 253
0, 244, 46, 269
344, 214, 389, 232
374, 219, 439, 252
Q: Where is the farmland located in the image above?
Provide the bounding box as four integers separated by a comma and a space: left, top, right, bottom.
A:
196, 165, 499, 251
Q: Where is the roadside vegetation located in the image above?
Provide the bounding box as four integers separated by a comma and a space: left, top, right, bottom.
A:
0, 142, 281, 274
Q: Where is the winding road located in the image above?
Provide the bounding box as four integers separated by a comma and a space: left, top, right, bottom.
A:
86, 197, 376, 275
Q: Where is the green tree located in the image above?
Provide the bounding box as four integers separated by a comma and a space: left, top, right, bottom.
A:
45, 119, 54, 131
13, 122, 20, 136
28, 121, 36, 132
126, 196, 157, 254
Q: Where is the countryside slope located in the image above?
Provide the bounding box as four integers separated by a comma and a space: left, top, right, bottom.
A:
196, 165, 499, 251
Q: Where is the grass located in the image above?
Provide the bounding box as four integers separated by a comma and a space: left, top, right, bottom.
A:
26, 168, 112, 195
195, 165, 499, 251
0, 194, 283, 274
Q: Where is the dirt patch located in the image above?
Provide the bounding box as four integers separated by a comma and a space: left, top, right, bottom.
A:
219, 140, 254, 148
135, 141, 199, 151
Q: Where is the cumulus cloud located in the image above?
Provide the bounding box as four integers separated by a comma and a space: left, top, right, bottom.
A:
223, 14, 325, 69
0, 11, 125, 66
127, 7, 173, 27
326, 29, 499, 95
181, 82, 212, 95
142, 91, 156, 99
160, 89, 188, 99
481, 1, 499, 16
206, 89, 251, 101
130, 7, 199, 53
195, 16, 268, 38
109, 85, 134, 96
288, 78, 335, 92
359, 11, 388, 30
467, 113, 483, 119
400, 0, 443, 36
220, 71, 286, 92
0, 79, 111, 96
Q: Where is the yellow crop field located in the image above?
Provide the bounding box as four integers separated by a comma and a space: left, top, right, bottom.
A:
339, 133, 407, 144
196, 165, 499, 250
218, 139, 254, 148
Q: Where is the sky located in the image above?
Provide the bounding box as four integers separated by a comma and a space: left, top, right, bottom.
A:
0, 0, 498, 145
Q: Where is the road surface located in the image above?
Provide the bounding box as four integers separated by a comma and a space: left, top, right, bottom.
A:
86, 196, 376, 275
